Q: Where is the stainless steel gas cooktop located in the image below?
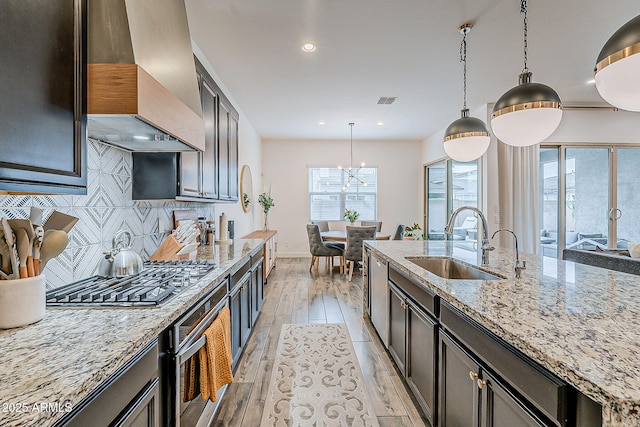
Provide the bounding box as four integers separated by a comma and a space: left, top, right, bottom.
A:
46, 260, 217, 307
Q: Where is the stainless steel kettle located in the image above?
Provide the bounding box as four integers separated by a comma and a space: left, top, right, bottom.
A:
98, 230, 144, 277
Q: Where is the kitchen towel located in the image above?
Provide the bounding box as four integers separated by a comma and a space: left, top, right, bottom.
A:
199, 306, 233, 402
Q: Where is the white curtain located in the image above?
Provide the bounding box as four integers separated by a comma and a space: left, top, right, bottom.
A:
497, 142, 540, 254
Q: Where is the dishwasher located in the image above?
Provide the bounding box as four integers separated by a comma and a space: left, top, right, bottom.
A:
369, 251, 389, 346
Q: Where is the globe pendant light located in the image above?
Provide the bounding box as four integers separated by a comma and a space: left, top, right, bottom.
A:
490, 0, 562, 147
594, 15, 640, 111
338, 123, 366, 191
443, 23, 490, 162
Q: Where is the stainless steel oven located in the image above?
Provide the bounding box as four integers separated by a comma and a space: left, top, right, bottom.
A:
166, 277, 229, 427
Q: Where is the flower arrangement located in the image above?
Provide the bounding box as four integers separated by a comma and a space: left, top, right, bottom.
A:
258, 191, 275, 213
258, 189, 275, 230
343, 208, 359, 224
243, 192, 251, 207
404, 223, 425, 240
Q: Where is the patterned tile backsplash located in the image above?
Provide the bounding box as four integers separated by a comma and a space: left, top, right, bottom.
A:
0, 139, 216, 289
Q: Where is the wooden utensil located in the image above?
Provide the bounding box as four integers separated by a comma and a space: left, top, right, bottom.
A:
1, 218, 19, 279
43, 210, 79, 233
39, 230, 69, 272
9, 219, 36, 277
16, 229, 29, 279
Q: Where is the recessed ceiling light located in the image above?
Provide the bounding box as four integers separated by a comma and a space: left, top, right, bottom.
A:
586, 79, 596, 85
318, 121, 326, 125
376, 122, 384, 126
133, 135, 150, 140
301, 43, 316, 53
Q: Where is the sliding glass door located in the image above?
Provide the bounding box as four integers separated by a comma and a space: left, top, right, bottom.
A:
425, 159, 479, 242
565, 148, 610, 249
616, 149, 640, 245
540, 145, 640, 258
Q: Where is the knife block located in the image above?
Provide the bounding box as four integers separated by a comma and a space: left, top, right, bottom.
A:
150, 235, 196, 261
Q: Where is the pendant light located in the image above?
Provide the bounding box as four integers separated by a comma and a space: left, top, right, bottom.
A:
443, 23, 490, 162
490, 0, 562, 147
338, 123, 366, 191
594, 15, 640, 111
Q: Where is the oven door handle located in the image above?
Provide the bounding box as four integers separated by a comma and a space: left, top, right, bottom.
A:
176, 299, 228, 363
178, 335, 206, 364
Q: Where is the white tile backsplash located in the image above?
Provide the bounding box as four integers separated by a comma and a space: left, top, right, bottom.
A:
0, 140, 217, 289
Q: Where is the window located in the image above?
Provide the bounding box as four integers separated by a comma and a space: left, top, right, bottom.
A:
308, 167, 377, 221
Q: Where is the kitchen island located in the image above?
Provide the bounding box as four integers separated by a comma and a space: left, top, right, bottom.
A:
0, 239, 263, 427
365, 240, 640, 427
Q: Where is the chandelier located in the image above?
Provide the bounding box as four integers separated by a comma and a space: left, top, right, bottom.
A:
338, 122, 366, 191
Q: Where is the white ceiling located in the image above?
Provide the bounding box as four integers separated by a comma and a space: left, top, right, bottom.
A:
184, 0, 640, 141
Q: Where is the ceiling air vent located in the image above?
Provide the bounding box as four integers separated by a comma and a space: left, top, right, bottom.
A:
377, 97, 397, 105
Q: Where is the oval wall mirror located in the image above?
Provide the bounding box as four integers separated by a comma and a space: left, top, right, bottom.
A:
240, 165, 253, 213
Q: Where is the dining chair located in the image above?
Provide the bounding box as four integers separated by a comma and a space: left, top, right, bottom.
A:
306, 224, 345, 274
344, 226, 377, 281
312, 220, 330, 232
360, 221, 382, 232
392, 223, 405, 240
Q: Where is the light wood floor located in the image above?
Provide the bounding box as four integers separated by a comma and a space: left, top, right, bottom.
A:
211, 257, 428, 427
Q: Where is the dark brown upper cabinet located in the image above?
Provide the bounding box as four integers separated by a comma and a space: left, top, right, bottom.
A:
132, 57, 239, 203
0, 0, 87, 194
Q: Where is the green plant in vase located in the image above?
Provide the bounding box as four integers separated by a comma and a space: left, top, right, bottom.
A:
258, 190, 275, 230
343, 208, 359, 224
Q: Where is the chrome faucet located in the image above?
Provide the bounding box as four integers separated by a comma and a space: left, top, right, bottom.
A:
491, 229, 526, 278
444, 206, 494, 266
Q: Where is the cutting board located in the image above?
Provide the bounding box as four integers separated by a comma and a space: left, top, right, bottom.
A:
173, 210, 198, 229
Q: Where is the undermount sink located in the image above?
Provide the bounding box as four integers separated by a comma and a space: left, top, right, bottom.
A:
405, 257, 502, 280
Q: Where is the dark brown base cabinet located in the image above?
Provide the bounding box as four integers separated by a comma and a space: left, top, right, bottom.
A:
56, 341, 160, 427
229, 254, 264, 371
368, 258, 604, 427
388, 273, 438, 426
439, 331, 548, 427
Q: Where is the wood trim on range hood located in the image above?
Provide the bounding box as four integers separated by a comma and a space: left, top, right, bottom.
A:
87, 64, 205, 152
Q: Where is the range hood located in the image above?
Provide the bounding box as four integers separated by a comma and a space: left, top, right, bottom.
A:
87, 0, 205, 152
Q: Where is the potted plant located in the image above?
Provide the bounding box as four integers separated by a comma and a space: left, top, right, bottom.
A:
404, 223, 425, 240
343, 208, 359, 224
258, 190, 275, 230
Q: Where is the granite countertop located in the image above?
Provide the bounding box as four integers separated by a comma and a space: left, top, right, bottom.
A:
365, 240, 640, 427
0, 239, 263, 427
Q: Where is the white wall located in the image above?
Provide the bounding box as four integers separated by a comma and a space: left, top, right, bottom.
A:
193, 42, 263, 238
262, 139, 422, 257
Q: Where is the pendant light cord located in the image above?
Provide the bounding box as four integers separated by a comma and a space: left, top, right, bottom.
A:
349, 122, 354, 170
460, 31, 467, 109
521, 0, 528, 73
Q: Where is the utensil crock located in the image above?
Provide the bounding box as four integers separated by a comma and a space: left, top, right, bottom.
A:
0, 274, 46, 329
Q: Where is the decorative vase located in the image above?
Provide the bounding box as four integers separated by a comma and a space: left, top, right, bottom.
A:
263, 212, 269, 231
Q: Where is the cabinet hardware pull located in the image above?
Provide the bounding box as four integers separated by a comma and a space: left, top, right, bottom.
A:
477, 379, 487, 389
469, 371, 478, 381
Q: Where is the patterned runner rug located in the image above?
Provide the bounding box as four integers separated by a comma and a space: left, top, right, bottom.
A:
260, 323, 380, 426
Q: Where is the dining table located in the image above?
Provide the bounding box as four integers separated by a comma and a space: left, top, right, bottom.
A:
320, 230, 391, 242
